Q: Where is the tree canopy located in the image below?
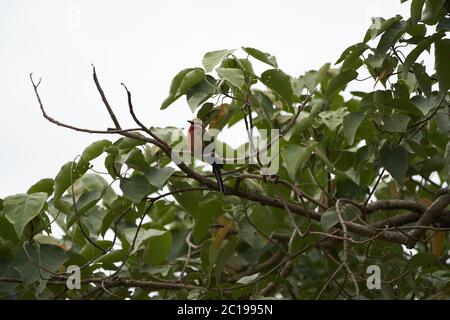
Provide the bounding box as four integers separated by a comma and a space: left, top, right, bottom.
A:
1, 0, 450, 300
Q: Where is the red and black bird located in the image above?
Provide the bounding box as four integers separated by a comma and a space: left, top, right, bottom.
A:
187, 118, 225, 193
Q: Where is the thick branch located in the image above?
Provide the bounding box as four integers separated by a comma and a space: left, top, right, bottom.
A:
0, 276, 200, 292
371, 212, 421, 229
366, 200, 428, 214
367, 199, 450, 228
406, 192, 450, 248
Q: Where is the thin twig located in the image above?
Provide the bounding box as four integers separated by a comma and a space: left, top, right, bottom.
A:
335, 199, 360, 299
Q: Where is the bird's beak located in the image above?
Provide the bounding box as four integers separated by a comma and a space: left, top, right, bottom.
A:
187, 120, 194, 124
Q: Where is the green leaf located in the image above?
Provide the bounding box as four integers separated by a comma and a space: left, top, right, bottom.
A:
341, 43, 369, 71
435, 38, 450, 94
95, 249, 125, 265
216, 67, 245, 89
337, 43, 368, 66
211, 236, 239, 279
325, 70, 358, 98
320, 207, 357, 231
186, 75, 217, 111
379, 144, 408, 185
281, 143, 316, 180
410, 0, 425, 25
169, 181, 202, 214
54, 161, 89, 199
116, 136, 146, 150
410, 96, 432, 116
408, 252, 439, 268
0, 216, 19, 244
4, 193, 47, 237
72, 188, 104, 215
249, 205, 279, 237
192, 197, 223, 243
150, 202, 177, 226
242, 47, 277, 67
81, 140, 112, 162
406, 22, 427, 37
260, 69, 293, 105
178, 69, 206, 96
319, 109, 349, 130
364, 15, 402, 42
249, 91, 274, 124
437, 16, 450, 31
80, 206, 107, 237
143, 229, 172, 266
149, 127, 183, 146
412, 63, 432, 97
120, 175, 154, 203
161, 68, 205, 109
433, 109, 450, 136
27, 179, 54, 196
394, 81, 410, 100
402, 33, 444, 79
343, 112, 365, 145
321, 208, 338, 232
366, 54, 385, 69
384, 114, 410, 132
80, 174, 117, 206
33, 234, 63, 246
125, 148, 148, 172
421, 0, 446, 24
144, 167, 175, 189
335, 179, 364, 201
0, 260, 20, 296
385, 98, 424, 116
122, 227, 165, 253
336, 43, 362, 64
302, 63, 330, 93
375, 20, 407, 56
13, 244, 68, 285
197, 102, 215, 121
202, 49, 234, 72
240, 222, 266, 249
281, 145, 303, 181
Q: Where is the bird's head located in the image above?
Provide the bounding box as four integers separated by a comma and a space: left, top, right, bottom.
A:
187, 118, 203, 133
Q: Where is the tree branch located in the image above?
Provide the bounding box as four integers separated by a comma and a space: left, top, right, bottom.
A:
30, 70, 413, 247
92, 65, 122, 129
406, 191, 450, 248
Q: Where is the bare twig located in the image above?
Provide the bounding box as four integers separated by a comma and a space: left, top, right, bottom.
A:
335, 199, 360, 299
315, 263, 345, 300
92, 65, 122, 129
30, 74, 141, 134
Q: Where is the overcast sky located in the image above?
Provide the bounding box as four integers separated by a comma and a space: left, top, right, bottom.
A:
0, 0, 410, 197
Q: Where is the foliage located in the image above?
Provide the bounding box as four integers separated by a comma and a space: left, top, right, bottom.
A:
1, 0, 450, 300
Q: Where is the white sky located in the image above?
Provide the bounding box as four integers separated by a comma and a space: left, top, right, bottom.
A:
0, 0, 409, 197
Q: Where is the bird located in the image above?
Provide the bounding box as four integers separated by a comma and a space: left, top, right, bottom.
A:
187, 118, 225, 193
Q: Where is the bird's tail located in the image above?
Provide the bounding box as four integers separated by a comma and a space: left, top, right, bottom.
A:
212, 163, 225, 193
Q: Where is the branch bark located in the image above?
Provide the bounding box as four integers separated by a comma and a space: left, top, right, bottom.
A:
406, 191, 450, 248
